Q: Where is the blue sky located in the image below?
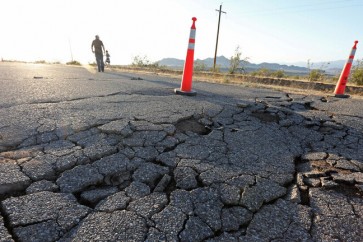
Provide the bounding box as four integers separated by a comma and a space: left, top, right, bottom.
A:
1, 0, 362, 65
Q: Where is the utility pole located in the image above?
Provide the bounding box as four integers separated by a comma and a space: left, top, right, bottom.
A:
213, 4, 226, 71
68, 38, 74, 62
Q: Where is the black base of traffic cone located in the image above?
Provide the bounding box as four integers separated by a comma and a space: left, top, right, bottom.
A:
334, 94, 350, 98
174, 88, 197, 96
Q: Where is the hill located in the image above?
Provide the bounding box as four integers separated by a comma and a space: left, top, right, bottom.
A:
158, 56, 309, 74
288, 60, 358, 75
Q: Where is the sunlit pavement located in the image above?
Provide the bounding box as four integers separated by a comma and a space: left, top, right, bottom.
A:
0, 62, 362, 241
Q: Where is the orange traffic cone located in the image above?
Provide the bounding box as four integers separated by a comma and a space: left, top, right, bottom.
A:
334, 40, 358, 98
175, 17, 197, 96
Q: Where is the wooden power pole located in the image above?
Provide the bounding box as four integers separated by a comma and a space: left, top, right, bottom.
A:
68, 38, 74, 62
213, 4, 226, 71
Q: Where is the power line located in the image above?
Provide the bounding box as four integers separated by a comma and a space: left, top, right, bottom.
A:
236, 0, 363, 16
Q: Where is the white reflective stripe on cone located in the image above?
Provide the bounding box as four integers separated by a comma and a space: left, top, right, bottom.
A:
189, 29, 196, 39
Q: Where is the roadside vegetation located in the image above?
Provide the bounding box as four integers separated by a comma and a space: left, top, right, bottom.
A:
1, 59, 62, 65
306, 59, 330, 82
351, 58, 363, 85
34, 60, 47, 64
120, 52, 363, 88
228, 45, 249, 74
66, 60, 81, 66
1, 59, 27, 63
33, 60, 64, 65
194, 60, 207, 72
4, 50, 362, 87
249, 68, 286, 78
131, 55, 162, 70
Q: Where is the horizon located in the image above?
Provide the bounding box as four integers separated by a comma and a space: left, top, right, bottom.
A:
1, 0, 362, 65
0, 54, 351, 69
160, 55, 351, 70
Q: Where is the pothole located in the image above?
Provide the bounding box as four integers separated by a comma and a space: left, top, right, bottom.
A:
304, 102, 319, 110
251, 112, 280, 123
175, 118, 211, 135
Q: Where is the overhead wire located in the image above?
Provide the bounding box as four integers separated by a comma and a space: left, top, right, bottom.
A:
234, 0, 363, 16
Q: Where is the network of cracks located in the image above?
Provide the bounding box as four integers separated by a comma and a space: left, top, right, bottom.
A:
0, 94, 362, 241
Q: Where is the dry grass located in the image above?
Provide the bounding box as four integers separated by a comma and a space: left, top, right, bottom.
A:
111, 66, 363, 98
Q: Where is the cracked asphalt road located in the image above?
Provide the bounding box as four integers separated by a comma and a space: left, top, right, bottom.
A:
0, 62, 362, 241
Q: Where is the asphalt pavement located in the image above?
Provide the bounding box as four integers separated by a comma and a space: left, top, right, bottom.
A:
0, 62, 362, 241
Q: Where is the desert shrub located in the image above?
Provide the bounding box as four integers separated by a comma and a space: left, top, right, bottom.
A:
229, 46, 249, 74
306, 59, 327, 82
35, 60, 47, 64
210, 64, 221, 73
308, 69, 325, 82
66, 60, 81, 65
194, 60, 207, 72
132, 55, 159, 68
272, 70, 285, 78
351, 59, 363, 85
250, 68, 272, 77
351, 68, 363, 85
132, 55, 150, 67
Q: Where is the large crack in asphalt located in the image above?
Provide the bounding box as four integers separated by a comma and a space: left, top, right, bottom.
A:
1, 93, 363, 241
0, 90, 135, 110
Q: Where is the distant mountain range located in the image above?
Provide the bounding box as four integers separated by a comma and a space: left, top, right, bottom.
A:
288, 60, 346, 69
158, 56, 349, 75
288, 60, 349, 75
158, 56, 308, 74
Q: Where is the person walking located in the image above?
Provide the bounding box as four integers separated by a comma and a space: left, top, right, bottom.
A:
105, 50, 110, 65
91, 35, 105, 72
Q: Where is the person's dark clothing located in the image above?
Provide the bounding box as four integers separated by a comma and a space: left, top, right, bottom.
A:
95, 53, 104, 72
92, 39, 104, 55
91, 38, 105, 72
